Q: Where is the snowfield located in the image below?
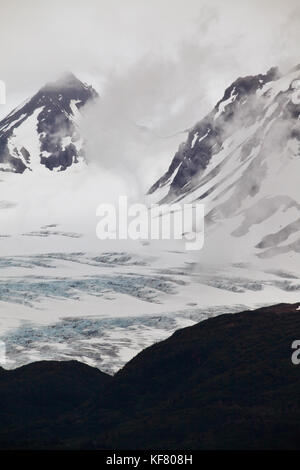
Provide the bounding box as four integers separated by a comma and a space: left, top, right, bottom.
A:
0, 198, 299, 374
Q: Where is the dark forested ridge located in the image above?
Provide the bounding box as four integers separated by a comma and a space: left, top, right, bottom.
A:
1, 302, 300, 449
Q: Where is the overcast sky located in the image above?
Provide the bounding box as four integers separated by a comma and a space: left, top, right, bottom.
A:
1, 0, 300, 254
1, 0, 300, 120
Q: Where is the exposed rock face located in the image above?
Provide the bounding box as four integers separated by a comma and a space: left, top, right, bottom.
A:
0, 72, 98, 173
148, 67, 279, 199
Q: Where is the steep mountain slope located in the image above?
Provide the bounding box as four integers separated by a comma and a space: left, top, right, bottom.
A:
148, 65, 300, 262
0, 73, 98, 173
1, 302, 300, 449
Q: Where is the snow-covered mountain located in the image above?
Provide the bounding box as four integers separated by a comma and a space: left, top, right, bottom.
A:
0, 65, 300, 374
0, 73, 98, 173
148, 65, 300, 262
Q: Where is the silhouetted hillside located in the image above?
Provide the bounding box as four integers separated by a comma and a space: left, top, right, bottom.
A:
1, 303, 300, 449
